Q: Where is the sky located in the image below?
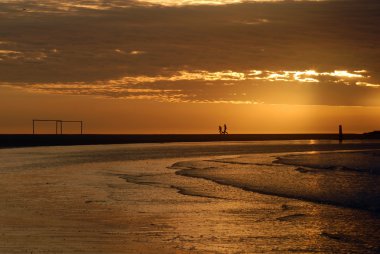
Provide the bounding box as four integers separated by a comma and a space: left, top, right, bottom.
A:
0, 0, 379, 134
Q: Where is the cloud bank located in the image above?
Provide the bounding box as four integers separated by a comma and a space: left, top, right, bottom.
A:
0, 0, 379, 106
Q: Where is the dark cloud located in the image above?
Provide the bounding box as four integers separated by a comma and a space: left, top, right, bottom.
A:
0, 0, 379, 106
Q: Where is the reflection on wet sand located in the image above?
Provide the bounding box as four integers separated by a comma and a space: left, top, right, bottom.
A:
0, 143, 379, 253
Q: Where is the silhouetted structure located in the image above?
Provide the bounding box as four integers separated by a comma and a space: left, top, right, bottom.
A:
1, 134, 373, 148
218, 125, 222, 134
33, 119, 61, 135
339, 125, 343, 142
363, 131, 380, 136
33, 119, 83, 135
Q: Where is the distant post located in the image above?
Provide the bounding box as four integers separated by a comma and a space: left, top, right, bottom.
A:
339, 125, 343, 142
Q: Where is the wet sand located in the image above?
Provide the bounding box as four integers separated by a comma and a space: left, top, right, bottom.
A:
0, 142, 379, 253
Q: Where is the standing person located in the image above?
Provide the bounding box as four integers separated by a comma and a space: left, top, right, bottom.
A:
223, 124, 228, 134
218, 125, 222, 134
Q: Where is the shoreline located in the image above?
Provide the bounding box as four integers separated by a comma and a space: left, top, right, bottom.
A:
173, 150, 380, 213
1, 141, 380, 253
1, 133, 379, 148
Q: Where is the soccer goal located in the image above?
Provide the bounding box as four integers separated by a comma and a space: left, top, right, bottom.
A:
32, 119, 83, 134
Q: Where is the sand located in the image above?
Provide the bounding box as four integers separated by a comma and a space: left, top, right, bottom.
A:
0, 142, 379, 253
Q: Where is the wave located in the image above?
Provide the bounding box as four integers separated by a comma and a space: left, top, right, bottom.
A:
275, 150, 380, 175
172, 151, 380, 212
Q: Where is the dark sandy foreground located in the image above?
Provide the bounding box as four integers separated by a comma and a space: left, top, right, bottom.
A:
0, 142, 379, 253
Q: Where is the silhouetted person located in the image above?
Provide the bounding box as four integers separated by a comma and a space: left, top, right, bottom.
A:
339, 125, 343, 143
223, 124, 228, 134
218, 125, 222, 134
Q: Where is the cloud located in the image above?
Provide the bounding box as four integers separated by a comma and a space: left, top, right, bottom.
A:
0, 49, 47, 62
356, 82, 380, 88
0, 0, 330, 14
3, 68, 380, 106
0, 0, 379, 106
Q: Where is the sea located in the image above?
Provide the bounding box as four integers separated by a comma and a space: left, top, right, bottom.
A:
0, 140, 379, 253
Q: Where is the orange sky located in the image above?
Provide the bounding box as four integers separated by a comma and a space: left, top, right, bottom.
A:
1, 87, 379, 134
0, 0, 379, 134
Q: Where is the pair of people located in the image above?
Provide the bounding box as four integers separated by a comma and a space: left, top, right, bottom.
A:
218, 124, 228, 134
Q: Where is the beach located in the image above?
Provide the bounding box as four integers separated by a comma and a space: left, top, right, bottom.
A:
0, 141, 379, 253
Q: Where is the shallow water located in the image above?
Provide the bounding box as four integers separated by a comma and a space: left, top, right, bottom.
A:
175, 150, 380, 211
277, 150, 380, 174
0, 141, 380, 253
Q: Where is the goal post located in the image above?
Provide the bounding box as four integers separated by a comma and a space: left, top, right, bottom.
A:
32, 119, 83, 135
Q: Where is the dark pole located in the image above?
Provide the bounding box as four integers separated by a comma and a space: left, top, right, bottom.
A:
60, 121, 63, 135
339, 125, 343, 142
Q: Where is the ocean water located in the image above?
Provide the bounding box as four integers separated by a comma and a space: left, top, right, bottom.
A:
1, 140, 380, 253
173, 150, 380, 212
